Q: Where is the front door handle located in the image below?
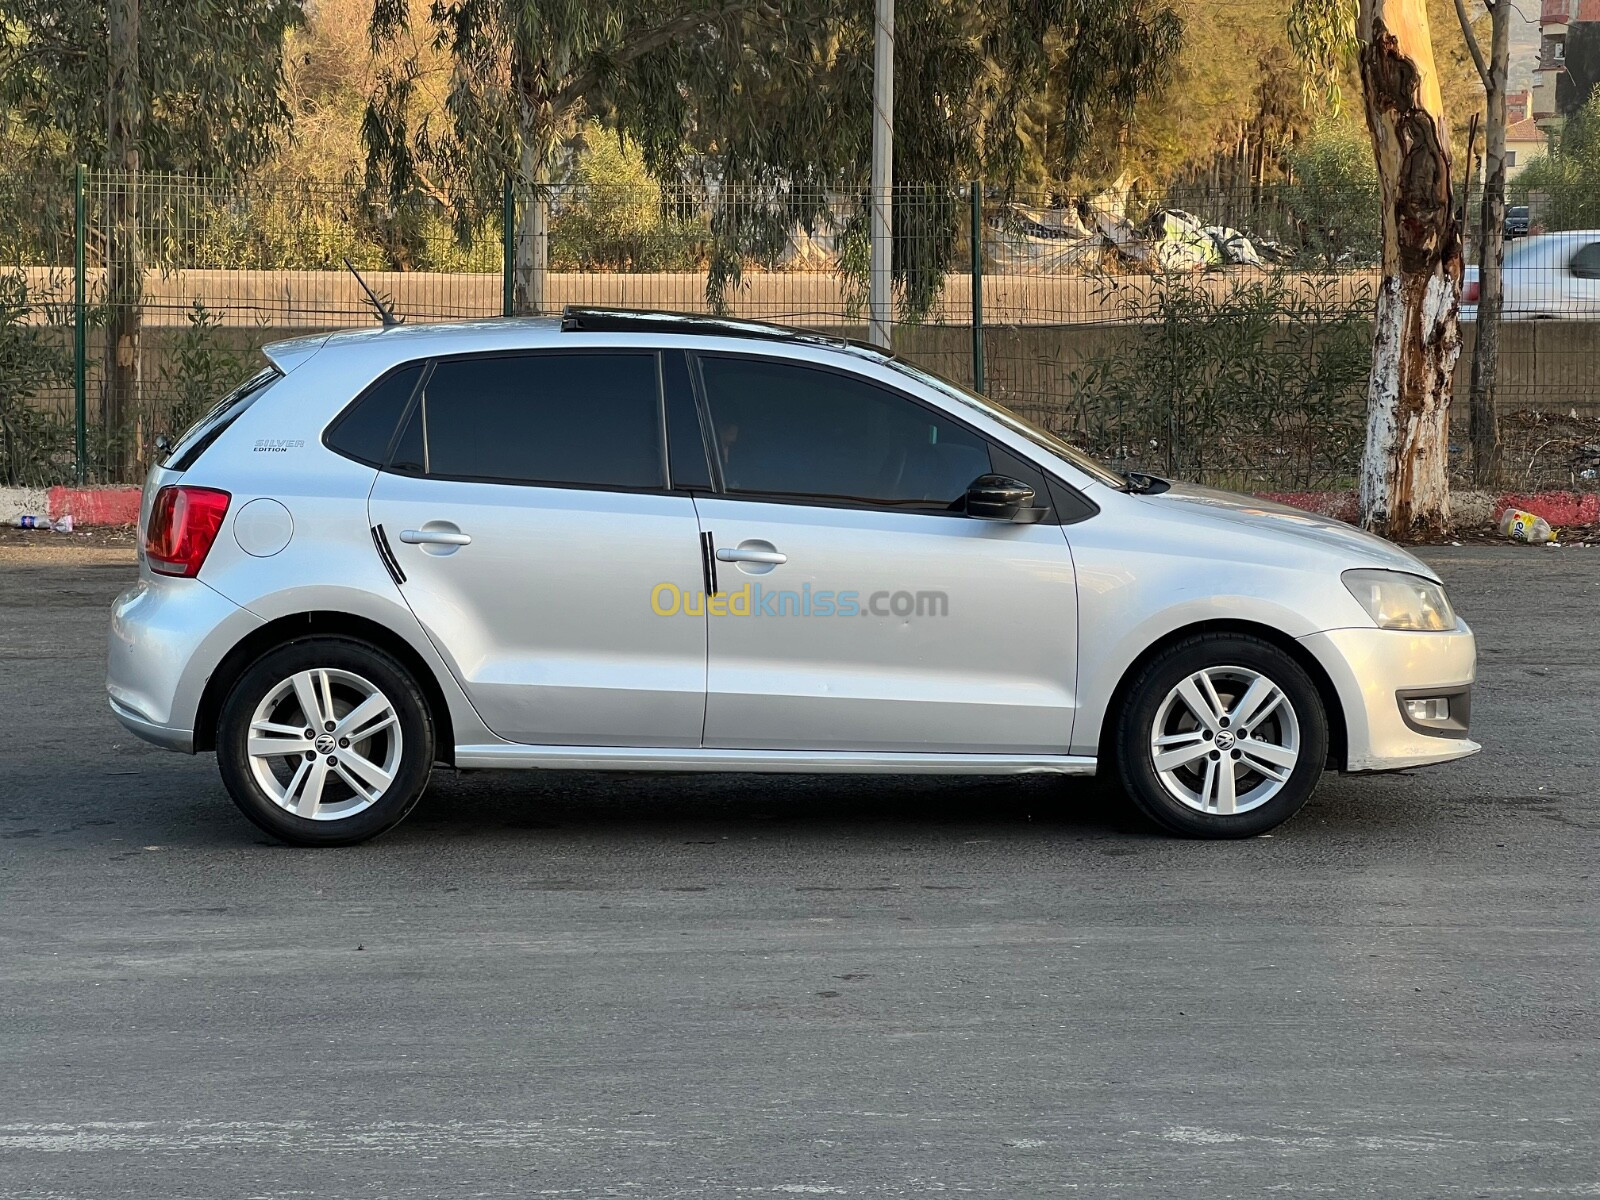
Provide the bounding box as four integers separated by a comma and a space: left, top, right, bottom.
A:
399, 528, 472, 546
716, 546, 786, 565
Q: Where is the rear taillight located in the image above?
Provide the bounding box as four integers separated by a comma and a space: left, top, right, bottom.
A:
144, 486, 231, 577
1462, 280, 1480, 303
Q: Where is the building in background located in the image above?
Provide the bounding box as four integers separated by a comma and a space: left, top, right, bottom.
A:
1532, 0, 1600, 133
1503, 117, 1550, 178
1506, 88, 1532, 123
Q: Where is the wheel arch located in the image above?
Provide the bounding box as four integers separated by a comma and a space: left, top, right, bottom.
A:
1096, 619, 1347, 771
193, 610, 456, 764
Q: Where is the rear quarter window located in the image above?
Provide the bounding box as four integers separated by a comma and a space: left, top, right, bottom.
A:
324, 363, 426, 467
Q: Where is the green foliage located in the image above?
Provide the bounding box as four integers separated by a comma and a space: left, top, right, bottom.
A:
0, 270, 74, 486
366, 0, 1182, 309
1285, 119, 1380, 266
1511, 93, 1600, 230
0, 0, 305, 175
549, 130, 701, 271
155, 303, 253, 439
1066, 271, 1373, 489
183, 189, 388, 271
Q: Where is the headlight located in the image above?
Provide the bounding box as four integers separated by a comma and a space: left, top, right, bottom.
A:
1342, 569, 1456, 631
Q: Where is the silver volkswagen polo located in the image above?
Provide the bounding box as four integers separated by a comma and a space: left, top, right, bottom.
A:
107, 309, 1478, 845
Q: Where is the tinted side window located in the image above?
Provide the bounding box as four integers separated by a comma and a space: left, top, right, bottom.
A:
422, 353, 663, 488
1571, 242, 1600, 280
696, 357, 992, 508
326, 363, 424, 466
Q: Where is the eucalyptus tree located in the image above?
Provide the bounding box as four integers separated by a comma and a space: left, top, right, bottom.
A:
364, 0, 1181, 314
0, 0, 305, 464
1290, 0, 1462, 538
1453, 0, 1509, 485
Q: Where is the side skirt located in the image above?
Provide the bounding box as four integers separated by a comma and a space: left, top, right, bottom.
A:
453, 744, 1098, 775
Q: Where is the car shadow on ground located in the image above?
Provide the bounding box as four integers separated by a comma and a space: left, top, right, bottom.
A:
387, 769, 1164, 843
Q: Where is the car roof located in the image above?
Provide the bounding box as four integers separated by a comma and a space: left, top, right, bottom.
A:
263, 308, 891, 375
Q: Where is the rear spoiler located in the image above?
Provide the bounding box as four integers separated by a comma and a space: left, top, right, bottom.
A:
261, 333, 333, 374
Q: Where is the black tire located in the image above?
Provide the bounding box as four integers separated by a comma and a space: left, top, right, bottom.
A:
216, 636, 435, 846
1114, 633, 1328, 838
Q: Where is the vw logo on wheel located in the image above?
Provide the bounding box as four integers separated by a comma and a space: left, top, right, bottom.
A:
313, 733, 337, 755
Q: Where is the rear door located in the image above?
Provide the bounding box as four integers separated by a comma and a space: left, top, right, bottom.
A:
364, 349, 708, 747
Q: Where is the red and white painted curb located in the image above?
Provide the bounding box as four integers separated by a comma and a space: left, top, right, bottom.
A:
0, 486, 143, 527
3, 483, 1598, 531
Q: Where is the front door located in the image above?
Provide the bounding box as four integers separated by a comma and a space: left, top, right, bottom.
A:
690, 353, 1080, 754
367, 350, 707, 747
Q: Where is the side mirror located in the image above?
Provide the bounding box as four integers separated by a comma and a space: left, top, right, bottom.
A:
964, 474, 1048, 523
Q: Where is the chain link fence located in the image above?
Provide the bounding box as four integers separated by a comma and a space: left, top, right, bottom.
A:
3, 169, 1597, 491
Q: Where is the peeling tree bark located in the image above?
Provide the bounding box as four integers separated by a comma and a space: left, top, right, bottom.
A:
1356, 0, 1463, 538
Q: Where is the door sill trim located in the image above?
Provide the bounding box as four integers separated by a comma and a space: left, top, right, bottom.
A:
453, 744, 1097, 775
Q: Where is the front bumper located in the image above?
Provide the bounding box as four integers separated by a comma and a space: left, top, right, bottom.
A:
1298, 622, 1481, 772
107, 574, 264, 753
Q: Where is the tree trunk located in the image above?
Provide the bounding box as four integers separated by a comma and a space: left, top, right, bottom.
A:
1468, 0, 1509, 486
512, 137, 551, 316
1356, 0, 1463, 538
106, 0, 142, 479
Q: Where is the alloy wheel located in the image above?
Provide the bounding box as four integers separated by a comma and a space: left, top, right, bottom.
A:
1148, 665, 1301, 816
245, 668, 404, 821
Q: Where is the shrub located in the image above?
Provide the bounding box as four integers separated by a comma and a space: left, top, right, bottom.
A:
1064, 271, 1373, 490
0, 270, 76, 486
1285, 121, 1381, 267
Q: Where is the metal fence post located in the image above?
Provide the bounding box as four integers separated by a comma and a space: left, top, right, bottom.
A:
969, 180, 985, 394
73, 163, 87, 484
501, 175, 515, 318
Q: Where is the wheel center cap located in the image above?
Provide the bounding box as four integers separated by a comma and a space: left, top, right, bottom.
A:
1214, 730, 1236, 751
314, 733, 336, 754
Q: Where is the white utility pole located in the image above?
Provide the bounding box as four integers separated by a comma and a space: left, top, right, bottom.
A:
869, 0, 894, 349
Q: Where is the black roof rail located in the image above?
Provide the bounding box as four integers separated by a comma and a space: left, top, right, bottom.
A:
558, 306, 889, 357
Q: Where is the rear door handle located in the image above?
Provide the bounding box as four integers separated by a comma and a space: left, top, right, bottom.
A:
716, 547, 786, 565
400, 528, 472, 546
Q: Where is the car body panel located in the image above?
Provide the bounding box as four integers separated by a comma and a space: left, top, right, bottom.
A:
369, 474, 708, 747
1299, 623, 1479, 770
694, 495, 1080, 753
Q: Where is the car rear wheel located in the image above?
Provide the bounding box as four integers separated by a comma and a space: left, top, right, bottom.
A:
1115, 633, 1328, 838
217, 637, 434, 846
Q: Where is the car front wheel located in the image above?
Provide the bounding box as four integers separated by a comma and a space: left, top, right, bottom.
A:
1115, 633, 1328, 838
216, 637, 435, 846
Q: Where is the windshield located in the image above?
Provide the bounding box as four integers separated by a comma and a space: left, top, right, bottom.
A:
881, 357, 1128, 490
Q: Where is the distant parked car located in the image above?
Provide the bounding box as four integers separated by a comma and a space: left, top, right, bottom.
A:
1462, 230, 1600, 321
1504, 205, 1530, 239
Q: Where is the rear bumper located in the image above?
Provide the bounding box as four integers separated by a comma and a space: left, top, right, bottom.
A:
1298, 622, 1480, 772
106, 574, 264, 753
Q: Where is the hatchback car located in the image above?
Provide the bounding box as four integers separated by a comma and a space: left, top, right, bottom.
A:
109, 308, 1478, 845
1462, 229, 1600, 320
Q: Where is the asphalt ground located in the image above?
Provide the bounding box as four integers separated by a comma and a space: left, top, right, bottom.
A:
1, 544, 1596, 1198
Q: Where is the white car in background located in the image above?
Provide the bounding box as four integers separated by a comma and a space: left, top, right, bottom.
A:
1462, 230, 1600, 321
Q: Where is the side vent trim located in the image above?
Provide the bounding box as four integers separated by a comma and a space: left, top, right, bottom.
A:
371, 524, 406, 586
